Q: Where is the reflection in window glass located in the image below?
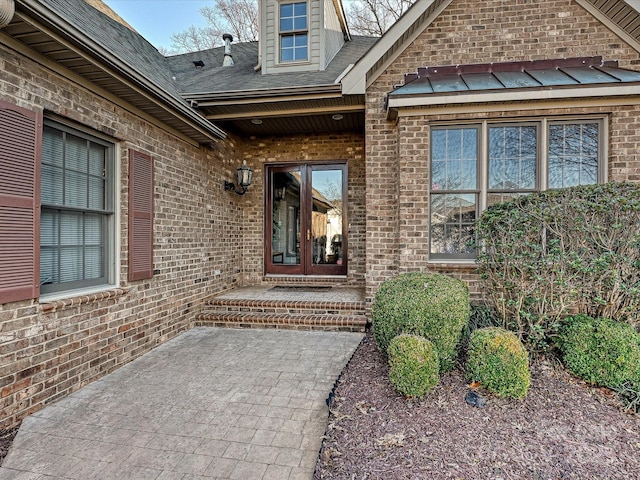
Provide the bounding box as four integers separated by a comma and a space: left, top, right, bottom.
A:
548, 123, 598, 188
430, 194, 477, 256
489, 125, 537, 190
431, 128, 477, 191
271, 170, 301, 265
486, 192, 527, 208
430, 127, 478, 258
311, 169, 343, 266
429, 119, 602, 260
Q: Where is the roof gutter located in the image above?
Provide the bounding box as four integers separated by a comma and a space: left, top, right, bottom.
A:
16, 0, 226, 141
184, 84, 343, 104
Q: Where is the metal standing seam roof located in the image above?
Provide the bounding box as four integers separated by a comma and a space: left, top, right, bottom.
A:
389, 56, 640, 97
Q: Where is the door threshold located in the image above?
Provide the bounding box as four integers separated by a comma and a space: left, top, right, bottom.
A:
262, 274, 348, 285
264, 274, 347, 279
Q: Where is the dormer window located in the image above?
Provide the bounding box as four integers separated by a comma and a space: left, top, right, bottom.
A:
279, 1, 308, 62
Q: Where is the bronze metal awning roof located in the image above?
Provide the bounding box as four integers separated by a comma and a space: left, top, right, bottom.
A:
387, 57, 640, 115
390, 57, 640, 96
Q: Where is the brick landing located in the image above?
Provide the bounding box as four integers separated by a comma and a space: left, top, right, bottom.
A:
195, 285, 368, 332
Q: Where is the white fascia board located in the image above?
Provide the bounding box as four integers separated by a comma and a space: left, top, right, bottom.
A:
341, 0, 452, 95
387, 84, 640, 110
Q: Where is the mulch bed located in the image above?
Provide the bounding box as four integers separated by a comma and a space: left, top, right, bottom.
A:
0, 426, 19, 466
315, 332, 640, 480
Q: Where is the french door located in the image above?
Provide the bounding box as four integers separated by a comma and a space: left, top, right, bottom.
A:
265, 163, 347, 276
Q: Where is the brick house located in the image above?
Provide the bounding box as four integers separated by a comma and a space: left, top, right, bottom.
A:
2, 0, 640, 427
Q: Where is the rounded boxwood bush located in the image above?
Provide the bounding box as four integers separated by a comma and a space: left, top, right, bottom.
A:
372, 272, 470, 371
467, 327, 531, 399
388, 334, 439, 397
557, 314, 640, 388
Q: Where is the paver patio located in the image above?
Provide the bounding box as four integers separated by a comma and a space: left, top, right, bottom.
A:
0, 327, 363, 479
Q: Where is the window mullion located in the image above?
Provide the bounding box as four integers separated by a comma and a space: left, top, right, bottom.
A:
62, 131, 67, 207
478, 121, 488, 214
539, 119, 548, 191
85, 139, 90, 211
600, 118, 608, 183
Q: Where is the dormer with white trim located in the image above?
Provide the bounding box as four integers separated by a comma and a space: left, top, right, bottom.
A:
258, 0, 350, 74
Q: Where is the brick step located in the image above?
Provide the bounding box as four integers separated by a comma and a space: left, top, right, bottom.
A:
194, 311, 367, 332
205, 297, 366, 316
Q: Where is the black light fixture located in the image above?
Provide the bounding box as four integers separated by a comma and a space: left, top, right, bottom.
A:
224, 160, 253, 195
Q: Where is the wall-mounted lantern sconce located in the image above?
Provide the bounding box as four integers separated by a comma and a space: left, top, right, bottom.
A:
224, 160, 253, 195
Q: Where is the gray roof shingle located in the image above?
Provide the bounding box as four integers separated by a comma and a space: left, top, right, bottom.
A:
39, 0, 182, 100
166, 36, 378, 96
38, 1, 376, 99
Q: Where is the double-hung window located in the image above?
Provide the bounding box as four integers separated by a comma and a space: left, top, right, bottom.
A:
280, 1, 308, 62
40, 120, 115, 296
429, 118, 604, 260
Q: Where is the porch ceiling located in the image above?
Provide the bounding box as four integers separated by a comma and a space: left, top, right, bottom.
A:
195, 95, 366, 136
211, 111, 364, 136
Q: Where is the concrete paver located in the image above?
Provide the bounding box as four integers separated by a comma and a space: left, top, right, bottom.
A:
0, 327, 363, 479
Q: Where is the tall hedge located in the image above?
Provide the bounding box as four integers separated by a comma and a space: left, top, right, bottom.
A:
476, 182, 640, 348
372, 272, 470, 371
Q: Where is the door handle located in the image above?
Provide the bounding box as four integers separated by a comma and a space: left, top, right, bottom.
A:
307, 229, 311, 241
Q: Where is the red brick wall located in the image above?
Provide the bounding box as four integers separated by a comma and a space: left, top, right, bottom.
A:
0, 44, 245, 428
242, 133, 366, 285
365, 0, 640, 302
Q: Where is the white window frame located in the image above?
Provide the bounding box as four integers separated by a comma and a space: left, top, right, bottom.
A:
279, 1, 309, 63
40, 118, 119, 301
429, 116, 607, 262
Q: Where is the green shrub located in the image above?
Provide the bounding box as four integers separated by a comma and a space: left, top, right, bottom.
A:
467, 327, 531, 399
557, 314, 640, 388
372, 272, 470, 371
475, 182, 640, 349
388, 334, 439, 397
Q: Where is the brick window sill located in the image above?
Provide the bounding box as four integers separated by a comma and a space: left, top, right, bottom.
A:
40, 287, 130, 313
427, 262, 478, 272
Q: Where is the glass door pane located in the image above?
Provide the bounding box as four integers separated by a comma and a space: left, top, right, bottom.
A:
266, 163, 347, 276
271, 169, 301, 266
310, 168, 343, 266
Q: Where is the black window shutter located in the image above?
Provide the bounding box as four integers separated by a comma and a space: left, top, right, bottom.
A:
128, 149, 154, 281
0, 101, 42, 304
